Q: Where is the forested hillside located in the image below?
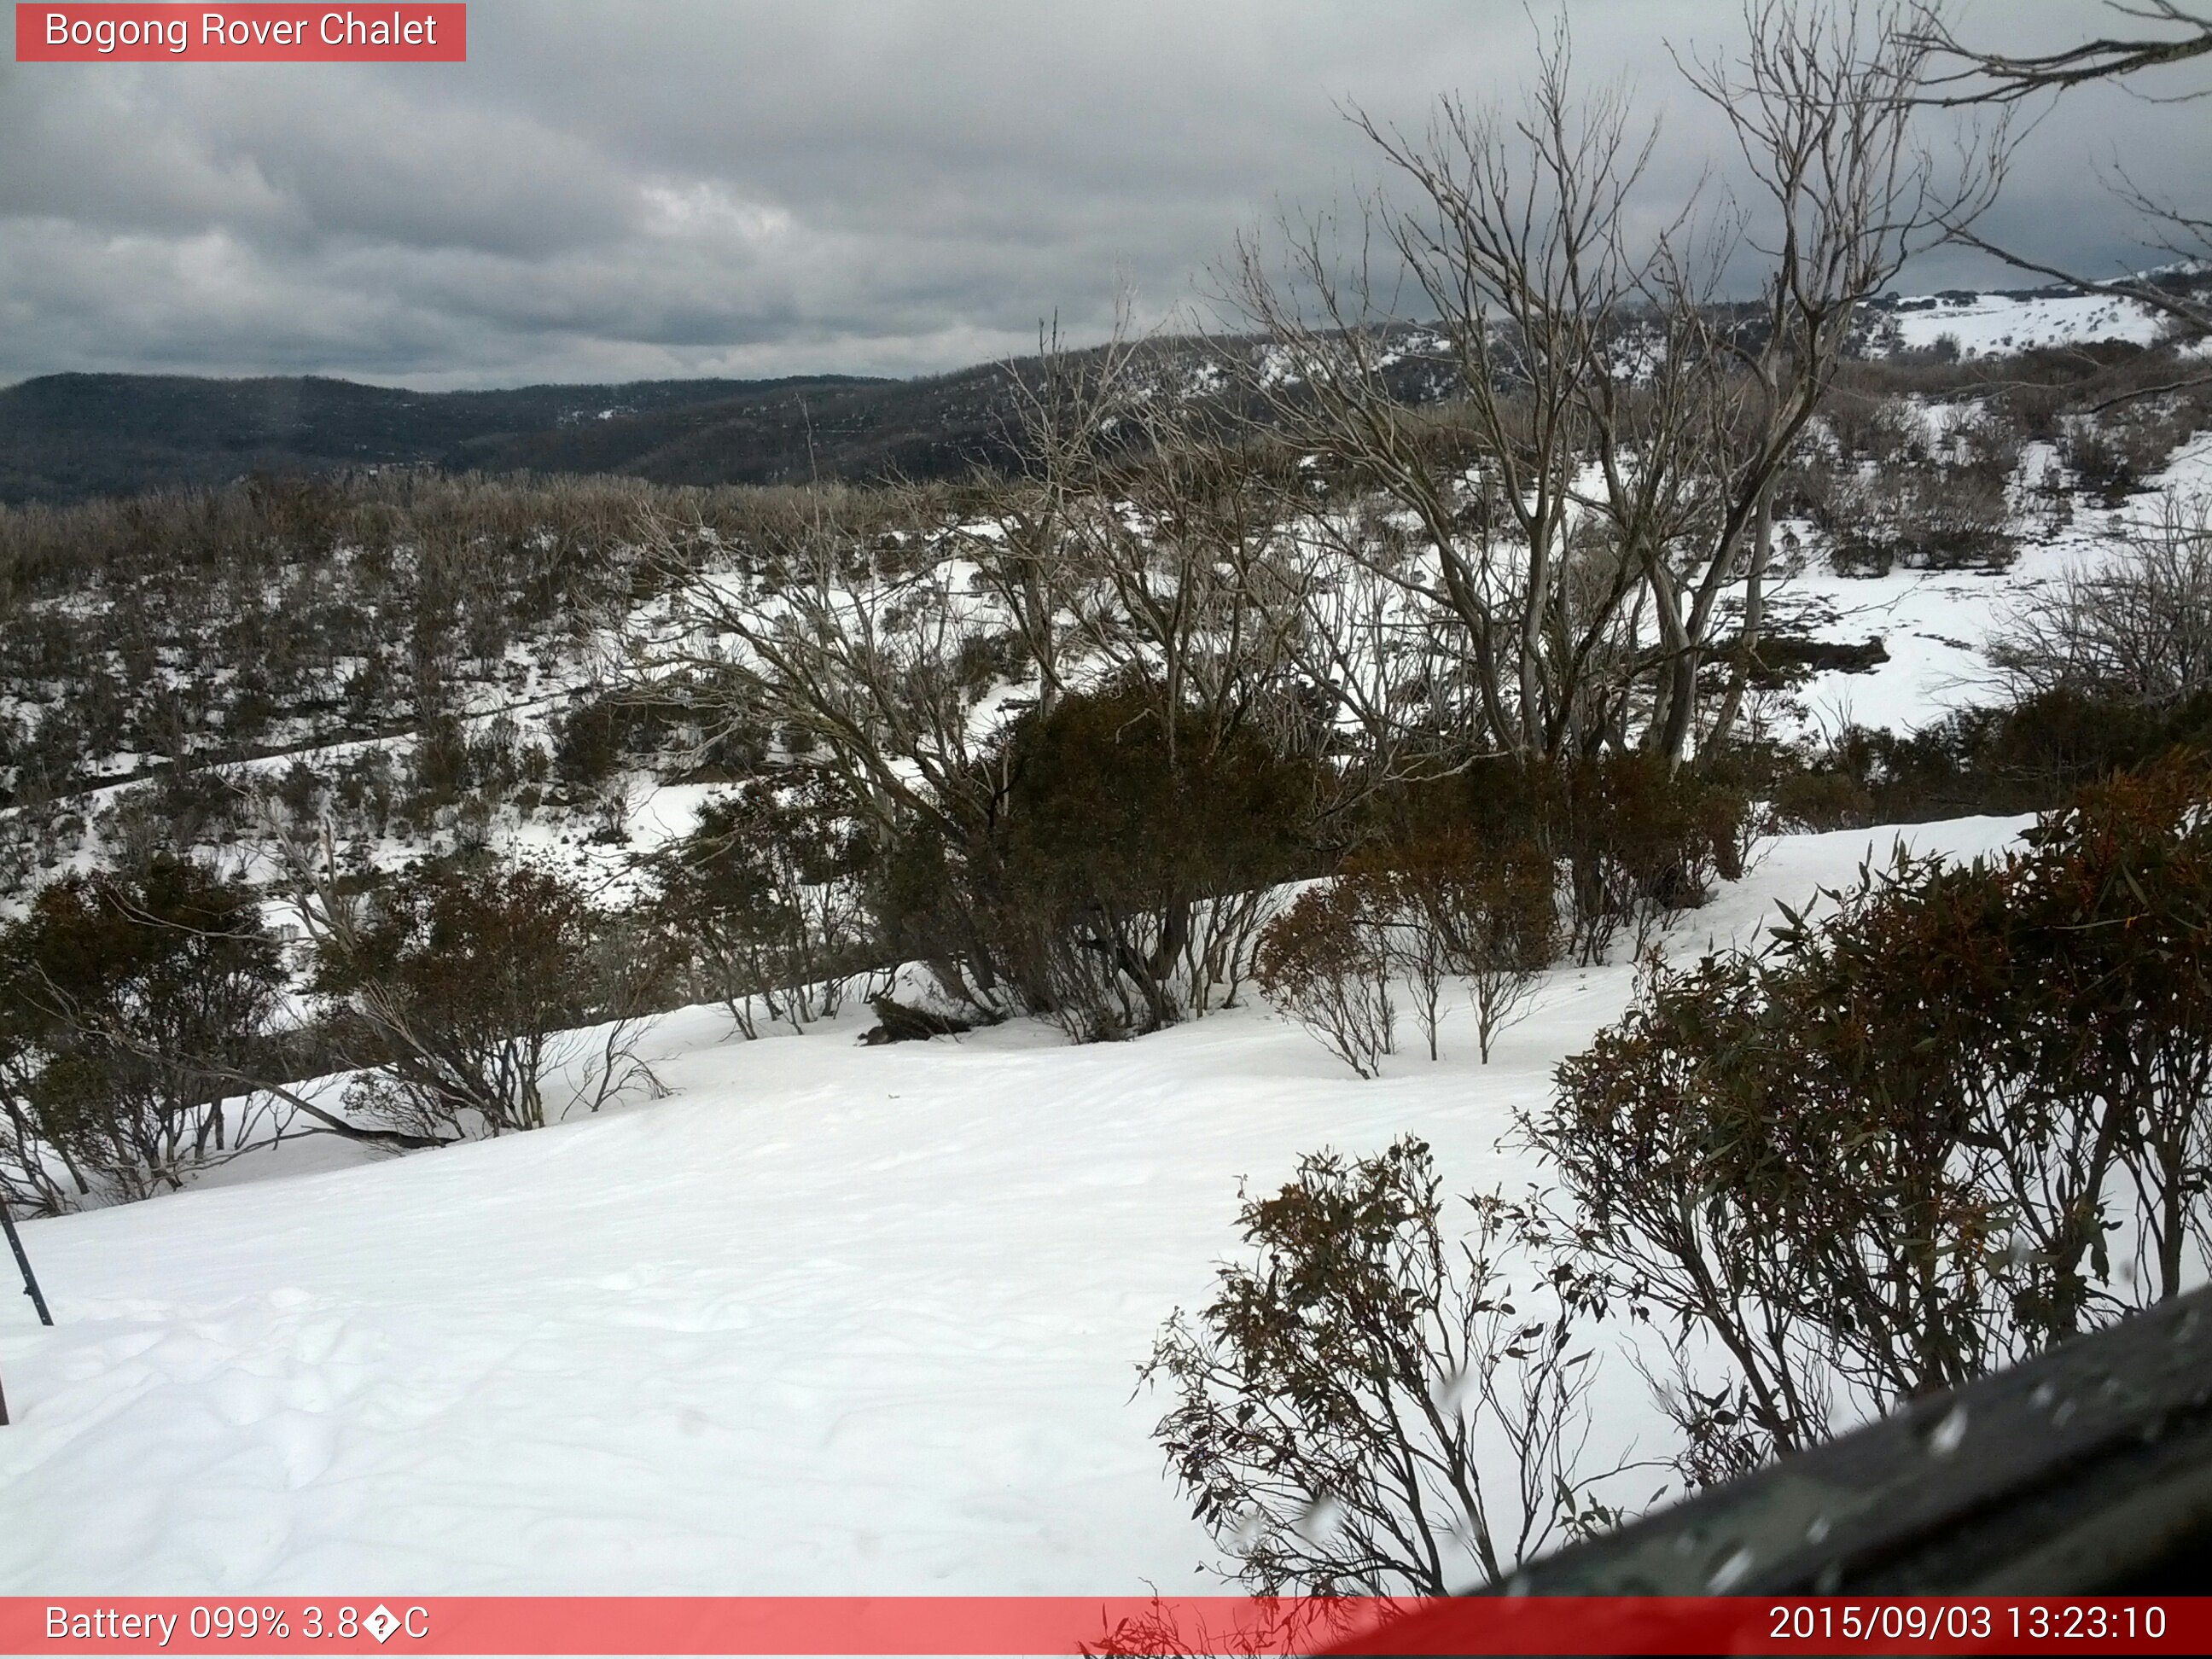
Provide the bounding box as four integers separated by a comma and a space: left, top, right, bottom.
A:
0, 372, 878, 504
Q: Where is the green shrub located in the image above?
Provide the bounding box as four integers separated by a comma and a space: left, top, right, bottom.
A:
877, 682, 1322, 1039
312, 859, 662, 1137
652, 779, 874, 1036
1772, 689, 2212, 830
1528, 752, 2212, 1483
0, 855, 285, 1208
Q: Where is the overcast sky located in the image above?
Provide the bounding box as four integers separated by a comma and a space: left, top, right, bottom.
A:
2, 0, 2205, 390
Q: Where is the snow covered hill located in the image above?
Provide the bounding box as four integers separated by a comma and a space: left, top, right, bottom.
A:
1761, 430, 2212, 737
3, 268, 2210, 1598
1879, 287, 2172, 358
0, 814, 2029, 1594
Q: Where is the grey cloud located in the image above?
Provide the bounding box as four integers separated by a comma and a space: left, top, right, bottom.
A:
1, 0, 2203, 388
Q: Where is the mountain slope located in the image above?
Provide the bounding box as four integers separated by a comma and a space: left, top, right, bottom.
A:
0, 373, 883, 504
7, 272, 2203, 506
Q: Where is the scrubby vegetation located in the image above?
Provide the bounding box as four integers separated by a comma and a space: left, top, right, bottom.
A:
3, 142, 2207, 1213
1142, 1137, 1633, 1593
1163, 750, 2212, 1589
1536, 752, 2212, 1476
3, 0, 2212, 1613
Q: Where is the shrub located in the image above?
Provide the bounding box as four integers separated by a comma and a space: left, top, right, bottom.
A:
1526, 753, 2212, 1484
2059, 405, 2188, 506
652, 779, 874, 1036
876, 683, 1320, 1040
1141, 1138, 1635, 1592
1556, 754, 1748, 964
1988, 491, 2212, 709
1252, 882, 1395, 1079
1772, 688, 2212, 829
1371, 755, 1743, 970
995, 684, 1317, 1032
1821, 464, 2016, 576
553, 691, 690, 789
1348, 830, 1559, 1063
0, 855, 287, 1209
309, 859, 662, 1138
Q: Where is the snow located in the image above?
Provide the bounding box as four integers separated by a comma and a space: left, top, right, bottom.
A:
0, 815, 2029, 1594
1772, 429, 2212, 738
3, 270, 2209, 1597
1887, 289, 2168, 358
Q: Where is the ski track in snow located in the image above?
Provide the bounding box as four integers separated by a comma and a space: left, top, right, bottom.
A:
0, 816, 2029, 1593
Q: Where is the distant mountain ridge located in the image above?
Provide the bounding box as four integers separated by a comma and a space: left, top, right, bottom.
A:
8, 271, 2205, 506
0, 370, 915, 504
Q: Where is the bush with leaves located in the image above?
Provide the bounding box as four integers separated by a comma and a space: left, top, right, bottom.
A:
652, 778, 875, 1037
1350, 830, 1560, 1064
1252, 882, 1397, 1079
997, 684, 1317, 1035
878, 683, 1319, 1041
1770, 687, 2212, 830
1142, 1137, 1639, 1593
1525, 752, 2212, 1485
0, 855, 288, 1210
1555, 754, 1749, 965
306, 857, 663, 1138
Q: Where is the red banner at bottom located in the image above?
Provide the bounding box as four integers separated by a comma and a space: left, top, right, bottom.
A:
3, 1596, 2204, 1655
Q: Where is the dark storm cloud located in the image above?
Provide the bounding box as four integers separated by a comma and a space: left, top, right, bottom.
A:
0, 1, 2203, 388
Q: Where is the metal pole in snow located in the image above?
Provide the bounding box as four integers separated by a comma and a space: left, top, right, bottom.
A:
0, 1193, 53, 1429
0, 1196, 49, 1327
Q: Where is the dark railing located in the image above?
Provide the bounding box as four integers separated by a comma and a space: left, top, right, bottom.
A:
1490, 1284, 2212, 1595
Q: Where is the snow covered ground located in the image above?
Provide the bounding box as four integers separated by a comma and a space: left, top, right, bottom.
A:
3, 278, 2207, 1597
0, 814, 2029, 1595
1762, 430, 2212, 740
1887, 288, 2169, 358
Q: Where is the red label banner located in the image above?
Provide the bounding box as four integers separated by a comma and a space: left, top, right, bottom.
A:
15, 5, 465, 61
0, 1596, 2205, 1655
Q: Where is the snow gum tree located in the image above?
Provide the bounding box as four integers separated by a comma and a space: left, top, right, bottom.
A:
1229, 1, 1998, 770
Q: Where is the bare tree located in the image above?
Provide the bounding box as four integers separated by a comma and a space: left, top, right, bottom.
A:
626, 326, 1323, 1022
947, 310, 1314, 772
1674, 0, 2003, 759
626, 496, 1027, 1009
1916, 1, 2212, 375
937, 312, 1145, 722
1230, 4, 1993, 772
1920, 0, 2211, 102
1988, 490, 2212, 705
1230, 27, 1664, 768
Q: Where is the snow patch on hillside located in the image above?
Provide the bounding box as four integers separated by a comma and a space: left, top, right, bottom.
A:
1770, 428, 2212, 737
1887, 289, 2168, 357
